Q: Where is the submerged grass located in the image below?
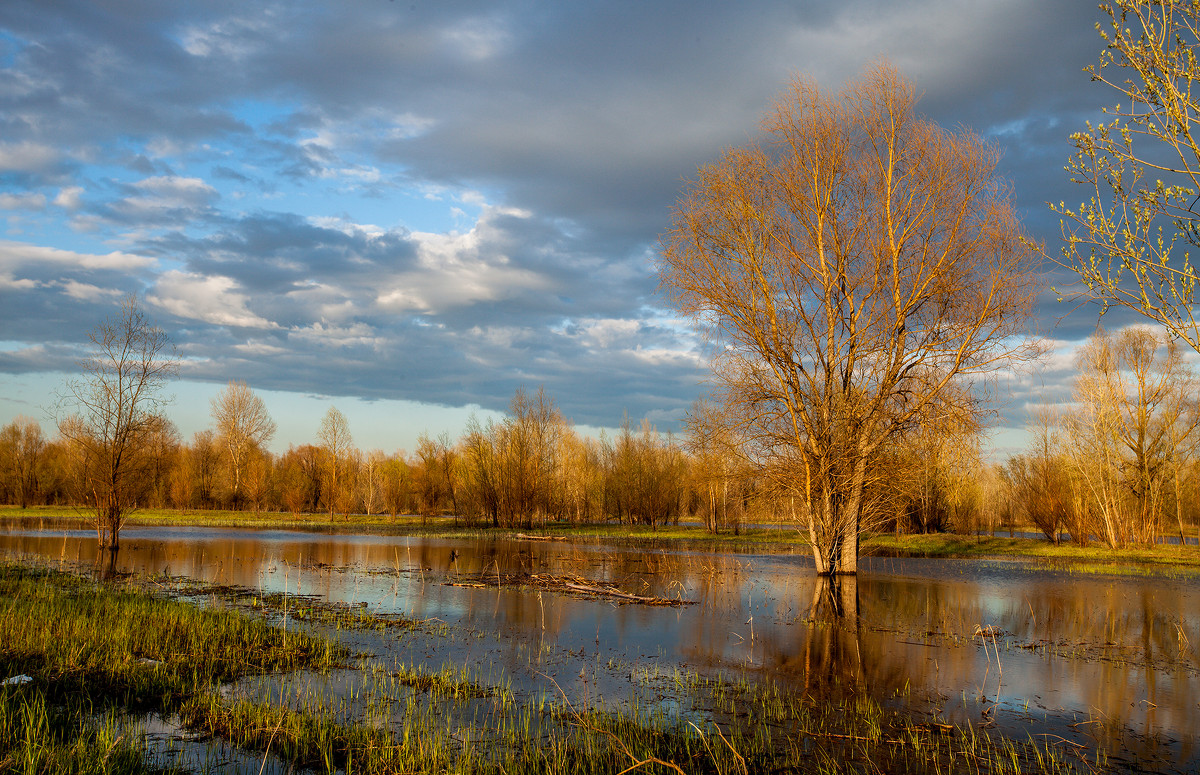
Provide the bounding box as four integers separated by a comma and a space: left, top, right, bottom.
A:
0, 561, 344, 773
173, 667, 1098, 775
0, 688, 153, 775
0, 563, 342, 709
0, 558, 1112, 774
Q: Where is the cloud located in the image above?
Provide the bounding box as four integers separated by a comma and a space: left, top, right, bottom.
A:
0, 240, 154, 272
0, 142, 59, 173
53, 186, 83, 210
0, 0, 1128, 437
148, 270, 278, 329
0, 192, 45, 210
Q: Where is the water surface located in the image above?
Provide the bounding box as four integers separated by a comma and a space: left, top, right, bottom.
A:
2, 521, 1196, 772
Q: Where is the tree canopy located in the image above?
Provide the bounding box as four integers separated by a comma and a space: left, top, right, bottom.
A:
660, 65, 1041, 574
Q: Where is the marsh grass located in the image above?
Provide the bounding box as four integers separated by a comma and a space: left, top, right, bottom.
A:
0, 559, 1104, 774
0, 561, 343, 772
0, 564, 342, 710
175, 664, 1097, 775
0, 686, 154, 775
172, 579, 421, 632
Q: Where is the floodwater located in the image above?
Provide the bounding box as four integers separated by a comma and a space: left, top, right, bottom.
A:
2, 520, 1198, 773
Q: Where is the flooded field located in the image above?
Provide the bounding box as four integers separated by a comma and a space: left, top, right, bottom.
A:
1, 520, 1197, 773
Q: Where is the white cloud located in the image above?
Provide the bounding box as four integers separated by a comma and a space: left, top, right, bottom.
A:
53, 187, 84, 210
132, 176, 219, 208
58, 280, 122, 301
307, 216, 386, 240
0, 240, 154, 271
288, 321, 382, 348
149, 270, 277, 329
0, 274, 37, 291
571, 318, 641, 349
628, 346, 706, 368
377, 205, 548, 313
438, 16, 513, 61
232, 340, 288, 356
179, 13, 273, 60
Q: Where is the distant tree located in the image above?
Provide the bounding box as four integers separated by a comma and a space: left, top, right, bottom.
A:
317, 406, 353, 518
1063, 327, 1200, 546
142, 414, 181, 509
604, 418, 685, 528
659, 65, 1041, 574
242, 447, 274, 513
381, 452, 414, 520
211, 380, 276, 508
1056, 1, 1200, 352
56, 296, 177, 550
685, 399, 744, 534
189, 430, 220, 509
0, 416, 46, 508
278, 444, 323, 516
361, 449, 386, 516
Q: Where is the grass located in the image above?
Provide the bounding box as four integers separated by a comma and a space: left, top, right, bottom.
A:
172, 666, 1099, 774
864, 532, 1200, 572
0, 561, 343, 773
0, 688, 152, 775
0, 564, 342, 709
0, 557, 1114, 774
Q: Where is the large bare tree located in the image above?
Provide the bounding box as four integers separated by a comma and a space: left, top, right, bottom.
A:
56, 296, 177, 550
660, 65, 1041, 575
211, 379, 276, 507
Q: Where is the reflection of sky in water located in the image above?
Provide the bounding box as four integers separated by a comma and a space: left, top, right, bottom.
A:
2, 523, 1198, 770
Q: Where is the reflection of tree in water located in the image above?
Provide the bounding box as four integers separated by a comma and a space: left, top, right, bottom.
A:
754, 577, 957, 701
800, 576, 863, 693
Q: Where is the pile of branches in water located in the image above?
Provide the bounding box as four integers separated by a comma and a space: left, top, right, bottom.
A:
445, 571, 695, 606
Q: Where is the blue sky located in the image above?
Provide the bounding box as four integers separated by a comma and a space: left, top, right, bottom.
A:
0, 1, 1139, 456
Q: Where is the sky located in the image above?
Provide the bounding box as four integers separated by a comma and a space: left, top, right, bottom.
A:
0, 1, 1144, 457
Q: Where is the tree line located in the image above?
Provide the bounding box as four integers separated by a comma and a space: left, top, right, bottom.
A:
9, 345, 1197, 548
0, 375, 985, 535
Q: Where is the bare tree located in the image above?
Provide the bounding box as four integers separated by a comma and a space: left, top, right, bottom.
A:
56, 296, 177, 550
1064, 327, 1200, 546
684, 398, 744, 534
1055, 1, 1200, 351
211, 380, 276, 508
659, 65, 1041, 574
317, 406, 353, 519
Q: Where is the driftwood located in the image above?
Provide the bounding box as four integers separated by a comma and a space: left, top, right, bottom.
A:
445, 571, 695, 606
512, 533, 568, 541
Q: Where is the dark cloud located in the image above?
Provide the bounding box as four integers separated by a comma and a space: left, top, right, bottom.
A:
0, 0, 1151, 440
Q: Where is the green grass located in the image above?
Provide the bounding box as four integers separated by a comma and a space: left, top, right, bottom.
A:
864, 532, 1200, 572
0, 564, 342, 709
0, 688, 153, 775
0, 562, 344, 773
173, 667, 1096, 775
